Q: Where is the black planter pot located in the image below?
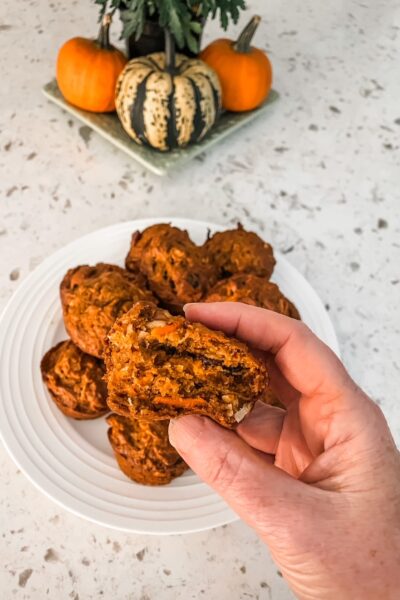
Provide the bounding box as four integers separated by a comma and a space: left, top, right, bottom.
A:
119, 9, 205, 59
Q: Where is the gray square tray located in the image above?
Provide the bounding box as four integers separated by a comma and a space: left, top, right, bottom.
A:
42, 80, 279, 176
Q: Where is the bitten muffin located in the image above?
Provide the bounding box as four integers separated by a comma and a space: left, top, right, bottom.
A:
40, 340, 108, 419
203, 224, 276, 280
205, 273, 300, 319
125, 224, 214, 311
107, 414, 188, 485
104, 302, 268, 429
60, 263, 154, 358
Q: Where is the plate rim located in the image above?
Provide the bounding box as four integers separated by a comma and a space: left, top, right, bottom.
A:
0, 217, 340, 534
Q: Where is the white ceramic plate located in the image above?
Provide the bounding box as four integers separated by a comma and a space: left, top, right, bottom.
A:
0, 218, 339, 535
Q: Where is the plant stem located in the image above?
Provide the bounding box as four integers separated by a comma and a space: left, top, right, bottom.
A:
98, 13, 112, 50
164, 28, 177, 73
234, 15, 261, 53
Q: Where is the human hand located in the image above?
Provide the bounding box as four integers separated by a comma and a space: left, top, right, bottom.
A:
168, 303, 400, 600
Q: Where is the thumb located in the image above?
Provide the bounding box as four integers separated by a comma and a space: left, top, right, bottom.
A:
169, 415, 309, 538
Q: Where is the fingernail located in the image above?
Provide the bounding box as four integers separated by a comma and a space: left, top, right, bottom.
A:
168, 415, 205, 452
183, 303, 194, 313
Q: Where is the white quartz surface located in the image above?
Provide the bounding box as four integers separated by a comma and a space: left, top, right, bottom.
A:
1, 0, 399, 598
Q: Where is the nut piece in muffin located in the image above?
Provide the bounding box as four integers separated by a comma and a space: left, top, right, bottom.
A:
104, 302, 268, 429
205, 273, 300, 319
60, 263, 155, 358
107, 414, 188, 485
203, 224, 276, 280
40, 340, 108, 419
125, 224, 214, 311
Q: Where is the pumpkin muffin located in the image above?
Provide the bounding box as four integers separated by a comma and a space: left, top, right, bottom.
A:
125, 225, 173, 273
60, 263, 154, 358
40, 340, 108, 419
107, 414, 188, 485
104, 302, 268, 429
125, 224, 215, 312
205, 274, 300, 319
203, 224, 276, 280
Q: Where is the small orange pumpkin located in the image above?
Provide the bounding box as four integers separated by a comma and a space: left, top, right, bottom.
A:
56, 14, 127, 113
201, 15, 272, 112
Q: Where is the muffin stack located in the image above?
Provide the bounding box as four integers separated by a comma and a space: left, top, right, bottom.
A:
41, 224, 299, 485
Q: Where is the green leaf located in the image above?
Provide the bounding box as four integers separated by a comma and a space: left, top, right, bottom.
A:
185, 30, 199, 53
189, 20, 202, 34
93, 0, 247, 46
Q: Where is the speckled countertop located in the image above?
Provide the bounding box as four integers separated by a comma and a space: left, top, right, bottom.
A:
1, 0, 399, 598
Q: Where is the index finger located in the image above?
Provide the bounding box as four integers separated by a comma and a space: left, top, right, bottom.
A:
184, 302, 353, 399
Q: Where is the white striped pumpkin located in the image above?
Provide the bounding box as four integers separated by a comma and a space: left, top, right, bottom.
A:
115, 52, 222, 152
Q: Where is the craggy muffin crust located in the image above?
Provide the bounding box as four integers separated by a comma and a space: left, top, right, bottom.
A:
205, 274, 300, 319
107, 414, 188, 485
203, 224, 276, 280
104, 302, 268, 429
125, 224, 215, 310
60, 263, 154, 358
40, 340, 108, 419
125, 224, 173, 273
